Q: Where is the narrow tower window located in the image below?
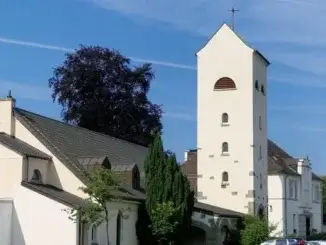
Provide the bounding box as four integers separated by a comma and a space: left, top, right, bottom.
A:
259, 146, 262, 160
222, 171, 229, 182
222, 142, 229, 153
259, 116, 262, 130
255, 80, 259, 91
261, 85, 265, 95
222, 113, 229, 124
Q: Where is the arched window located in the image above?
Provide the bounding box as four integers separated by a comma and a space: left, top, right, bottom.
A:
91, 224, 97, 242
260, 173, 263, 189
132, 168, 140, 190
214, 77, 236, 90
222, 113, 229, 124
261, 85, 265, 95
31, 169, 43, 183
116, 212, 122, 245
222, 172, 229, 182
255, 80, 259, 91
222, 142, 229, 153
259, 116, 262, 130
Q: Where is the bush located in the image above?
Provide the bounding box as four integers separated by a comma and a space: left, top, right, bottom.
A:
307, 232, 326, 241
241, 216, 269, 245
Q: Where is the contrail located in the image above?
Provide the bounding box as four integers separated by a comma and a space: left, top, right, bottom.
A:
0, 37, 196, 70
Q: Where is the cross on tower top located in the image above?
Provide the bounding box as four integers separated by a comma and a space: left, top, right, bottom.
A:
228, 7, 239, 31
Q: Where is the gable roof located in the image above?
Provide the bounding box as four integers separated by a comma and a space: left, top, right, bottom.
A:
14, 108, 148, 201
0, 132, 51, 160
196, 23, 270, 66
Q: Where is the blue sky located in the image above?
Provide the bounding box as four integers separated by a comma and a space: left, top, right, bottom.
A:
1, 0, 326, 173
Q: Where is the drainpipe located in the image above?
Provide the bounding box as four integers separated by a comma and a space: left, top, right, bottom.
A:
284, 175, 289, 237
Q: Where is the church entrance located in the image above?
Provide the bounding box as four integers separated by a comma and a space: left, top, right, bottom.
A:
184, 226, 206, 245
257, 204, 265, 220
305, 216, 311, 237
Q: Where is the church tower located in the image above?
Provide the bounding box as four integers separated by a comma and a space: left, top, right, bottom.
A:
196, 23, 269, 216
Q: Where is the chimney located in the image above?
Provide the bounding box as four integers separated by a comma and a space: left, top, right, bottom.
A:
0, 91, 16, 136
297, 158, 311, 175
184, 151, 188, 162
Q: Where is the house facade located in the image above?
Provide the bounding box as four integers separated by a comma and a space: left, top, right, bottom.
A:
268, 149, 323, 237
181, 23, 323, 238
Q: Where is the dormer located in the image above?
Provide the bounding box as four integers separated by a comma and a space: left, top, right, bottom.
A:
111, 164, 140, 190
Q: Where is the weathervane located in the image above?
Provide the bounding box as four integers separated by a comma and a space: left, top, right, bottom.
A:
228, 6, 239, 30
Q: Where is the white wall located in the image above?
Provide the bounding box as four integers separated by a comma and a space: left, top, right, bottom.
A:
268, 174, 322, 237
268, 175, 285, 237
196, 23, 268, 214
0, 199, 13, 245
86, 202, 139, 245
13, 185, 77, 245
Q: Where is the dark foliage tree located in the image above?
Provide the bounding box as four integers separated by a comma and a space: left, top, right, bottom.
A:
141, 135, 195, 244
48, 45, 162, 146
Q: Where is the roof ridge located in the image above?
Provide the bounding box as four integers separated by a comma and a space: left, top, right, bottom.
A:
15, 107, 148, 150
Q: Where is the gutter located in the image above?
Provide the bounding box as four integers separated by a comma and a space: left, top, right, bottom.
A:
284, 175, 289, 237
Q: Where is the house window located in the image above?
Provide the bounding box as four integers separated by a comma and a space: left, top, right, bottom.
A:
222, 142, 229, 154
132, 168, 140, 190
222, 113, 229, 124
261, 85, 265, 95
31, 169, 43, 183
289, 180, 298, 199
222, 172, 229, 182
289, 180, 294, 198
116, 212, 122, 245
259, 116, 262, 130
314, 184, 320, 201
255, 80, 259, 91
91, 224, 97, 242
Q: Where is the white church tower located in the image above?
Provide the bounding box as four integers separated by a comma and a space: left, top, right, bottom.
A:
196, 23, 270, 216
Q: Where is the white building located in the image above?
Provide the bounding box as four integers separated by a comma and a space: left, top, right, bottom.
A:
181, 23, 323, 238
0, 93, 242, 245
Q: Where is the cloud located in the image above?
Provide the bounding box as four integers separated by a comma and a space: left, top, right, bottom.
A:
0, 37, 195, 70
0, 79, 51, 101
88, 0, 326, 76
295, 125, 326, 133
270, 105, 326, 115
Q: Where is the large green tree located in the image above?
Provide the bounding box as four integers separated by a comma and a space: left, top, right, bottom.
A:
48, 45, 162, 146
143, 135, 195, 244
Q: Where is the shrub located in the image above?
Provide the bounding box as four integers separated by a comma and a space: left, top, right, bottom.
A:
241, 216, 269, 245
307, 232, 326, 241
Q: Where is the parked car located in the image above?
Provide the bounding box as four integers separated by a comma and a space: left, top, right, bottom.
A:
260, 239, 307, 245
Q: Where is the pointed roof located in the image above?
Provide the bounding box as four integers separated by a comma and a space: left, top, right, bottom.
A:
196, 23, 270, 66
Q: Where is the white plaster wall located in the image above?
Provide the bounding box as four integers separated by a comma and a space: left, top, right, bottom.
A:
268, 174, 322, 237
13, 185, 77, 245
0, 144, 23, 198
0, 199, 13, 245
196, 23, 268, 214
252, 53, 268, 212
268, 175, 285, 237
14, 119, 87, 198
86, 201, 139, 245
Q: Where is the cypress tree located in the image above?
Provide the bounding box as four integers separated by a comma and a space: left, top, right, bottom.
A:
144, 135, 195, 244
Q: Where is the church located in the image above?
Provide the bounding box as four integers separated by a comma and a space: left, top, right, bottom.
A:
0, 22, 322, 245
181, 23, 323, 238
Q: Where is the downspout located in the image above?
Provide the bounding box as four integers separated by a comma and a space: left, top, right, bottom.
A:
284, 175, 289, 237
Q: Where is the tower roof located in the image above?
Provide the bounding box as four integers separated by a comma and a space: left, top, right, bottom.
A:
196, 23, 270, 66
